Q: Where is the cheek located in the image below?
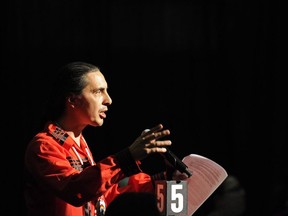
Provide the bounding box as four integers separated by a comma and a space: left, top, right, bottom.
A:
78, 95, 102, 111
78, 95, 95, 107
89, 98, 102, 111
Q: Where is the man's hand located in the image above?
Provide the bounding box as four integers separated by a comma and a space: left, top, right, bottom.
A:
129, 124, 172, 161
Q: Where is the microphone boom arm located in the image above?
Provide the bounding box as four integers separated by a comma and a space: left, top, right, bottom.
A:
164, 149, 192, 178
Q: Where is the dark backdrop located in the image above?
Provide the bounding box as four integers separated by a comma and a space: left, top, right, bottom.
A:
2, 0, 286, 215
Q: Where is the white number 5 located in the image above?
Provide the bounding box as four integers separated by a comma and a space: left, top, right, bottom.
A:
171, 184, 184, 213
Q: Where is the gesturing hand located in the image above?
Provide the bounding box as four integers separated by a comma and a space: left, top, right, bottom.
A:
128, 124, 172, 161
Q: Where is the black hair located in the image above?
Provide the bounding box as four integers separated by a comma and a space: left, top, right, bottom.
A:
42, 61, 100, 122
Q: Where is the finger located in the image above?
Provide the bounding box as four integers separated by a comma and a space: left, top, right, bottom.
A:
141, 124, 164, 136
141, 129, 150, 136
149, 124, 163, 133
155, 140, 172, 146
143, 130, 171, 143
146, 140, 172, 148
147, 147, 167, 154
153, 129, 170, 140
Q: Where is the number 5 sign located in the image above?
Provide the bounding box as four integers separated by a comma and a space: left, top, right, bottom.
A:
155, 180, 188, 216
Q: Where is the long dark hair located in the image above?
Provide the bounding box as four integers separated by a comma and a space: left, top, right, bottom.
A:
42, 61, 100, 123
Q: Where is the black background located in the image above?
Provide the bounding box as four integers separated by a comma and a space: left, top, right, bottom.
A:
2, 0, 287, 215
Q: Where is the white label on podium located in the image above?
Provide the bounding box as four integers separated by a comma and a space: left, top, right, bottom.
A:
155, 180, 188, 216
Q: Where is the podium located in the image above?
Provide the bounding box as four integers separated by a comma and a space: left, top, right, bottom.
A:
155, 180, 188, 216
154, 154, 228, 216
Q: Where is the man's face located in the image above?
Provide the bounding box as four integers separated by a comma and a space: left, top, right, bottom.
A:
74, 71, 112, 127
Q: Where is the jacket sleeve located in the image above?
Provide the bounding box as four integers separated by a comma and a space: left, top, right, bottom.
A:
25, 139, 143, 207
102, 172, 155, 205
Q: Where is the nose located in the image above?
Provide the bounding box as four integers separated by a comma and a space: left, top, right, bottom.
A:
104, 92, 112, 106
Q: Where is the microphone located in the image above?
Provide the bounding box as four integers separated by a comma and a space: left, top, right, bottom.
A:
163, 148, 192, 178
141, 128, 192, 177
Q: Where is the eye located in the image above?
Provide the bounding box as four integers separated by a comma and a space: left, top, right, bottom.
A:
93, 88, 105, 94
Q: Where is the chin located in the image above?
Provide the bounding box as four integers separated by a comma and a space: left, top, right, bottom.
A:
92, 119, 104, 127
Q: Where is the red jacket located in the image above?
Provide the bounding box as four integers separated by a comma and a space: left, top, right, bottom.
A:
24, 122, 158, 216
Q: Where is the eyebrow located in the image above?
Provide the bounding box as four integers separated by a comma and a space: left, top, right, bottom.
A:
92, 87, 106, 92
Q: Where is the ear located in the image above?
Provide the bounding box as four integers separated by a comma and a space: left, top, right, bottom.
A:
67, 94, 78, 107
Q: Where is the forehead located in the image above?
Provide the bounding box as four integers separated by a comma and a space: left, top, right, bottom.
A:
85, 71, 107, 88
